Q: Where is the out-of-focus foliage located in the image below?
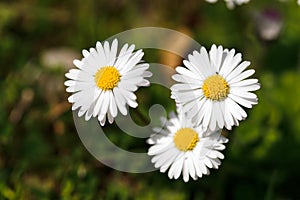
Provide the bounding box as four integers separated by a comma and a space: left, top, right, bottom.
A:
0, 0, 300, 199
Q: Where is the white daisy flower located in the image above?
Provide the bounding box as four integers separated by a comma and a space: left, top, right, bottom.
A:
64, 39, 152, 125
171, 45, 260, 131
225, 0, 250, 9
147, 112, 228, 182
205, 0, 250, 9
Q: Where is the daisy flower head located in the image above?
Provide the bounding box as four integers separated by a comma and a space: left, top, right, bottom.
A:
205, 0, 250, 9
65, 39, 152, 125
147, 112, 228, 182
171, 45, 260, 131
225, 0, 250, 9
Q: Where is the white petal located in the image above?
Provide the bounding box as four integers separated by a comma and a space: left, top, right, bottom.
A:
203, 157, 213, 168
88, 48, 101, 74
228, 69, 255, 84
213, 151, 224, 159
226, 98, 247, 120
107, 110, 114, 124
78, 107, 86, 117
127, 99, 138, 108
160, 150, 181, 172
118, 87, 137, 101
171, 83, 201, 93
93, 90, 104, 117
183, 60, 205, 80
99, 114, 106, 126
66, 81, 94, 93
172, 74, 202, 85
219, 49, 242, 77
186, 98, 205, 119
189, 50, 213, 78
148, 142, 173, 156
191, 151, 203, 178
219, 49, 236, 76
122, 67, 149, 79
85, 98, 97, 120
211, 45, 224, 72
65, 69, 89, 81
228, 93, 255, 108
214, 144, 226, 151
107, 39, 118, 66
215, 101, 224, 130
236, 84, 260, 92
124, 77, 144, 87
154, 147, 177, 168
209, 102, 218, 131
113, 87, 128, 115
138, 79, 150, 87
230, 78, 258, 87
73, 59, 83, 69
223, 52, 242, 77
82, 49, 90, 58
186, 153, 196, 180
174, 90, 203, 103
120, 50, 144, 74
118, 43, 129, 59
175, 66, 203, 81
81, 88, 100, 114
210, 158, 221, 169
230, 89, 257, 100
203, 100, 212, 129
64, 80, 77, 87
169, 154, 184, 179
96, 41, 107, 65
103, 41, 110, 63
191, 99, 207, 126
183, 159, 190, 182
118, 81, 138, 92
209, 44, 217, 67
68, 87, 93, 104
100, 91, 110, 115
198, 160, 209, 175
142, 71, 152, 78
224, 100, 235, 128
225, 61, 250, 82
115, 45, 135, 70
109, 91, 118, 118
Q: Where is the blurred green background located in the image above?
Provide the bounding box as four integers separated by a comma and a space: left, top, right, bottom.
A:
1, 0, 300, 199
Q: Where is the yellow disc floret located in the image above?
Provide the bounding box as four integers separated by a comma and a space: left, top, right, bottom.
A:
94, 66, 121, 90
202, 74, 229, 101
173, 128, 199, 151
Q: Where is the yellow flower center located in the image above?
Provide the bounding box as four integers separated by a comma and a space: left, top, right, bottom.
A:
202, 74, 229, 101
94, 66, 121, 90
173, 128, 199, 152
